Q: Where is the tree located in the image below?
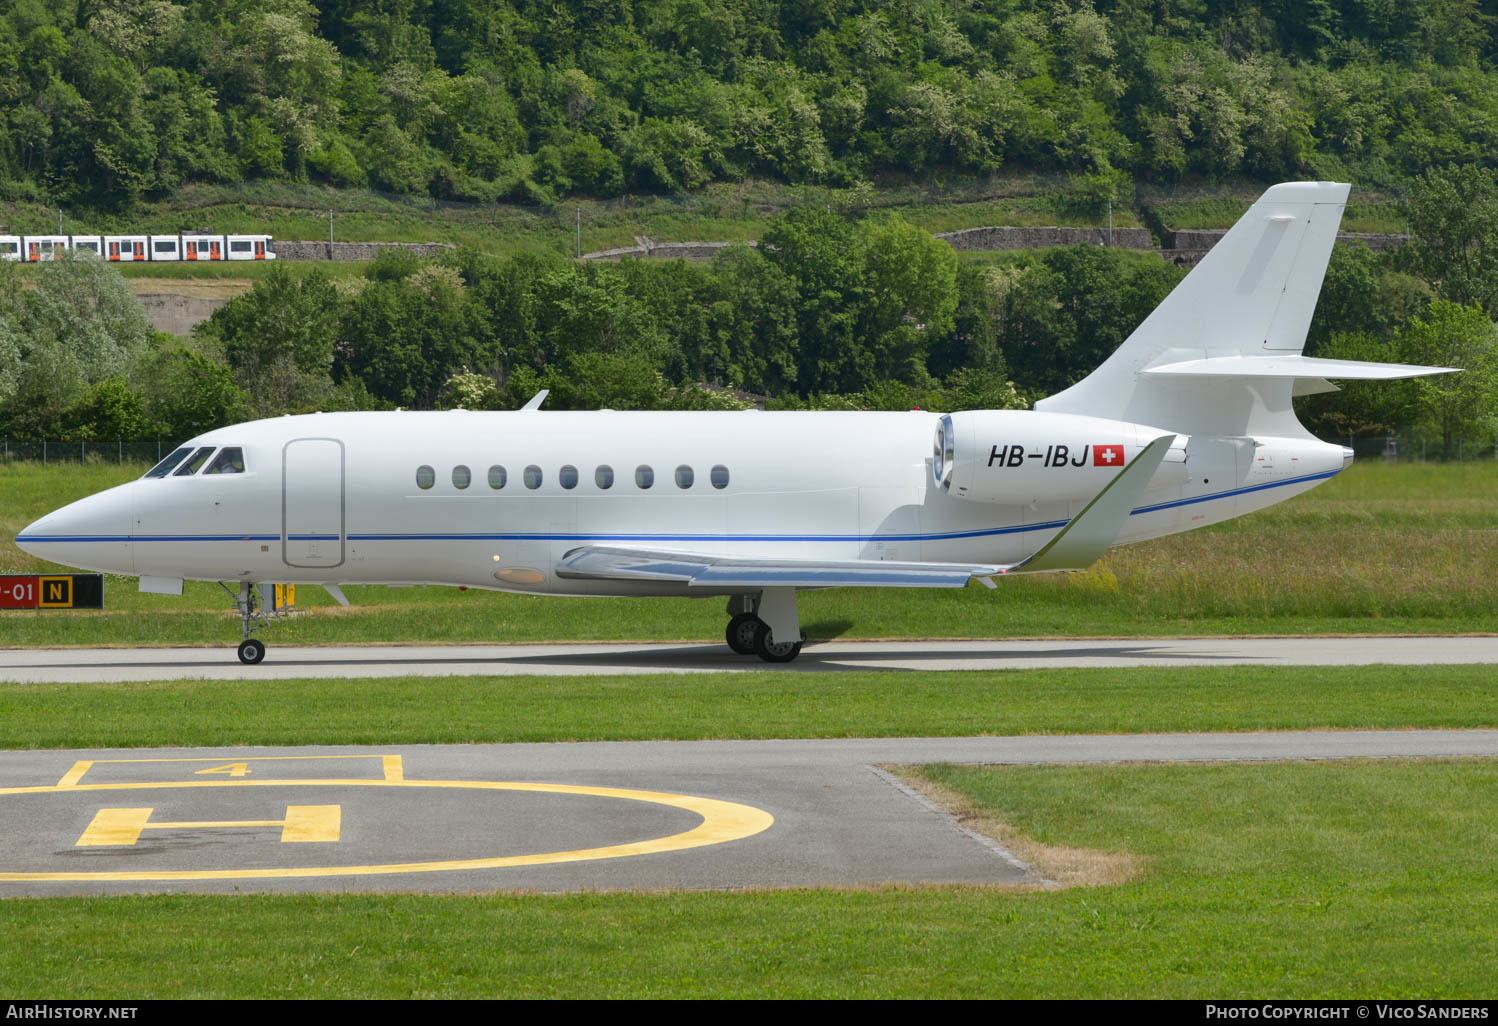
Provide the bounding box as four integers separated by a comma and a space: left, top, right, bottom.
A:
1397, 300, 1498, 456
1403, 164, 1498, 317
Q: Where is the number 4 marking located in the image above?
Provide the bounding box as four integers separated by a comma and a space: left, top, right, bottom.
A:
195, 763, 251, 777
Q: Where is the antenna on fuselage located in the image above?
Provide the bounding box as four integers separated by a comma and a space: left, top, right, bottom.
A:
520, 390, 549, 411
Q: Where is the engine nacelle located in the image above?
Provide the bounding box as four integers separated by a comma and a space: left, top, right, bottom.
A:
933, 410, 1187, 504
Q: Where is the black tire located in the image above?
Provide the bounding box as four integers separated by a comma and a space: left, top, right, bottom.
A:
726, 614, 762, 655
753, 621, 803, 663
237, 638, 266, 665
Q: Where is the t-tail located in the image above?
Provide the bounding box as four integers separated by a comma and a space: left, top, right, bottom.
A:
1036, 181, 1457, 440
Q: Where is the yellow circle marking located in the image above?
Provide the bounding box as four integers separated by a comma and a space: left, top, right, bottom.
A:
0, 779, 774, 882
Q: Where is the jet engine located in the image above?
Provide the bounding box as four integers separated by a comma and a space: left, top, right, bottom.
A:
933, 410, 1188, 504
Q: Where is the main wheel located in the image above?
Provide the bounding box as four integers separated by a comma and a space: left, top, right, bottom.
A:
753, 622, 803, 663
726, 614, 763, 655
237, 638, 266, 665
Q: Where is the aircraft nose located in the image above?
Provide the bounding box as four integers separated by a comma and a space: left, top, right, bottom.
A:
15, 483, 135, 574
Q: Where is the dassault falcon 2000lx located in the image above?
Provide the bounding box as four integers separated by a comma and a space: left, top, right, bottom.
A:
17, 182, 1458, 664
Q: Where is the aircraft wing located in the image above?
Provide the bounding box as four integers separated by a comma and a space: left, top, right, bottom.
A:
557, 435, 1177, 587
556, 547, 1002, 588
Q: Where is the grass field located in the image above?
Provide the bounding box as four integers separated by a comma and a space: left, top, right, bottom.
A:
1, 758, 1493, 997
0, 663, 1495, 749
2, 459, 1494, 646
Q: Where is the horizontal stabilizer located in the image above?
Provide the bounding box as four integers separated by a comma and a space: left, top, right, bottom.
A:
1141, 355, 1459, 381
1010, 434, 1176, 574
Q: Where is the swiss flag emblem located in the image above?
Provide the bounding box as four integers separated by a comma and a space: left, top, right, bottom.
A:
1093, 444, 1125, 467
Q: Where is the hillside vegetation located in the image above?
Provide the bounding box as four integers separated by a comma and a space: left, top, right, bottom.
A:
4, 0, 1498, 213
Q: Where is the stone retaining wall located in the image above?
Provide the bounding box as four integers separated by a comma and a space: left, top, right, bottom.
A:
934, 225, 1154, 251
276, 240, 456, 261
1169, 228, 1408, 255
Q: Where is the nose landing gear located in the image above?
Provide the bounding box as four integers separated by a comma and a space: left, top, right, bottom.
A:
220, 581, 271, 664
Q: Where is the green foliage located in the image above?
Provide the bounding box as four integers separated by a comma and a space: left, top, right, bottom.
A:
0, 254, 153, 439
1403, 164, 1498, 316
1398, 300, 1498, 455
7, 2, 1498, 207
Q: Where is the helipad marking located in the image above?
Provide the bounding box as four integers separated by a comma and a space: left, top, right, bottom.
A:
56, 754, 404, 788
0, 776, 774, 882
76, 805, 342, 845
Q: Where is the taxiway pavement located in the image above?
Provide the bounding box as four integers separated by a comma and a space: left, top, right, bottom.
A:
3, 635, 1497, 683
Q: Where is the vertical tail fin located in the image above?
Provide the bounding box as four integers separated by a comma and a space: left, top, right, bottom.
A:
1036, 181, 1350, 437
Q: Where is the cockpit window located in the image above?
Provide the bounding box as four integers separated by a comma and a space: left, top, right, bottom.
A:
173, 446, 216, 476
144, 447, 193, 479
203, 447, 245, 475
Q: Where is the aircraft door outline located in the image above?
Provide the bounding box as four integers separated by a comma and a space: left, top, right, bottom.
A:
282, 437, 345, 569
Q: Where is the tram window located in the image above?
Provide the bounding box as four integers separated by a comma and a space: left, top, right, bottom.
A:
635, 465, 654, 489
675, 465, 694, 489
488, 465, 507, 489
452, 465, 471, 489
595, 465, 614, 489
230, 240, 251, 253
416, 465, 435, 490
559, 465, 579, 489
144, 447, 193, 479
711, 465, 730, 489
203, 447, 246, 475
173, 447, 216, 476
524, 465, 543, 489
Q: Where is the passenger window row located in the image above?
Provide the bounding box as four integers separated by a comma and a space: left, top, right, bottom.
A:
144, 446, 246, 478
416, 463, 730, 491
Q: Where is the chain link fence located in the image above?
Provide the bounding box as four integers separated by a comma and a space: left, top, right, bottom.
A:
1339, 432, 1498, 463
1, 440, 173, 466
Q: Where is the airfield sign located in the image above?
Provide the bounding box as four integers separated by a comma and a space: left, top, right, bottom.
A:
0, 574, 104, 610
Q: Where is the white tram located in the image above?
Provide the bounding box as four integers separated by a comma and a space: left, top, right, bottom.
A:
0, 234, 276, 262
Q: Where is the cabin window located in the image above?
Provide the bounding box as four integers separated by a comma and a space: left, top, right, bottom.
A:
230, 241, 252, 253
488, 465, 507, 489
635, 465, 654, 489
173, 447, 216, 476
153, 240, 176, 254
559, 465, 579, 489
452, 465, 471, 489
595, 465, 614, 489
524, 465, 542, 489
416, 465, 435, 490
711, 465, 730, 489
144, 447, 193, 479
203, 447, 245, 475
675, 465, 694, 489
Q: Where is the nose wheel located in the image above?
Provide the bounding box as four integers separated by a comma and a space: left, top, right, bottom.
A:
221, 581, 272, 665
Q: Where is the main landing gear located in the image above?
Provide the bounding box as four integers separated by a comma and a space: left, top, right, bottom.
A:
220, 581, 270, 664
725, 590, 805, 663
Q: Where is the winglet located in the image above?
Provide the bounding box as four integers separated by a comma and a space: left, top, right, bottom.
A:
520, 390, 549, 411
1008, 435, 1176, 574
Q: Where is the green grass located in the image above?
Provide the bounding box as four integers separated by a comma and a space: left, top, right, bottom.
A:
1, 758, 1493, 996
5, 174, 1143, 261
3, 459, 1494, 645
1139, 179, 1406, 235
1, 664, 1496, 749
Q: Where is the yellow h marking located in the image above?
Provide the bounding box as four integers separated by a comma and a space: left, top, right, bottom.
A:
76, 805, 341, 846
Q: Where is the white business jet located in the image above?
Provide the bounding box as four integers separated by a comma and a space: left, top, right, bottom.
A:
17, 182, 1456, 664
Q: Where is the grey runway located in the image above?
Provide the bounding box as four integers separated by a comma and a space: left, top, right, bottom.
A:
2, 730, 1495, 896
3, 635, 1497, 682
